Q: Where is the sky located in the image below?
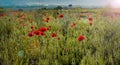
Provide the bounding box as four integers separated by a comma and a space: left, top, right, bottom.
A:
0, 0, 110, 7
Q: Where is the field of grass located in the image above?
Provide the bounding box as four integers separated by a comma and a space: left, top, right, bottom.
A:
0, 9, 120, 65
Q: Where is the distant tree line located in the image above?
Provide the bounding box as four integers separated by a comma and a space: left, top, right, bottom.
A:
41, 4, 73, 10
0, 7, 4, 14
1, 4, 73, 12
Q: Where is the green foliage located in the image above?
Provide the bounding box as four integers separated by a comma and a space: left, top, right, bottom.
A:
0, 18, 15, 40
0, 9, 120, 65
68, 4, 72, 8
54, 6, 63, 10
18, 9, 24, 12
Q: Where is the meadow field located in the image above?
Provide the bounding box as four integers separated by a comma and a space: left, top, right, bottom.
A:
0, 8, 120, 65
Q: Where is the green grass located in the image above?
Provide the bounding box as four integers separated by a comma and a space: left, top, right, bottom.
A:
0, 9, 120, 65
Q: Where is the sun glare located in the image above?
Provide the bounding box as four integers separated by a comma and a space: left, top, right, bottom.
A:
110, 0, 120, 8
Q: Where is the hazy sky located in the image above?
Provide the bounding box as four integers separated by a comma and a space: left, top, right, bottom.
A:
0, 0, 109, 7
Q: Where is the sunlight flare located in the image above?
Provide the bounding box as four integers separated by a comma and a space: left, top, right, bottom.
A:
110, 0, 120, 8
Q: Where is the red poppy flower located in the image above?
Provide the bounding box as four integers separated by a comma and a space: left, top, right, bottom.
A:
59, 29, 62, 32
46, 20, 49, 22
33, 30, 37, 34
58, 37, 60, 40
46, 17, 50, 20
70, 22, 77, 28
45, 17, 50, 22
88, 18, 93, 21
28, 32, 34, 37
40, 32, 45, 36
31, 26, 35, 30
52, 33, 57, 37
34, 30, 40, 35
37, 31, 43, 37
0, 14, 6, 17
78, 35, 85, 41
34, 30, 45, 36
59, 14, 64, 18
89, 21, 93, 26
39, 27, 47, 32
66, 48, 69, 52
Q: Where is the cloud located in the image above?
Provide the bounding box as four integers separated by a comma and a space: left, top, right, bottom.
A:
26, 2, 48, 6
